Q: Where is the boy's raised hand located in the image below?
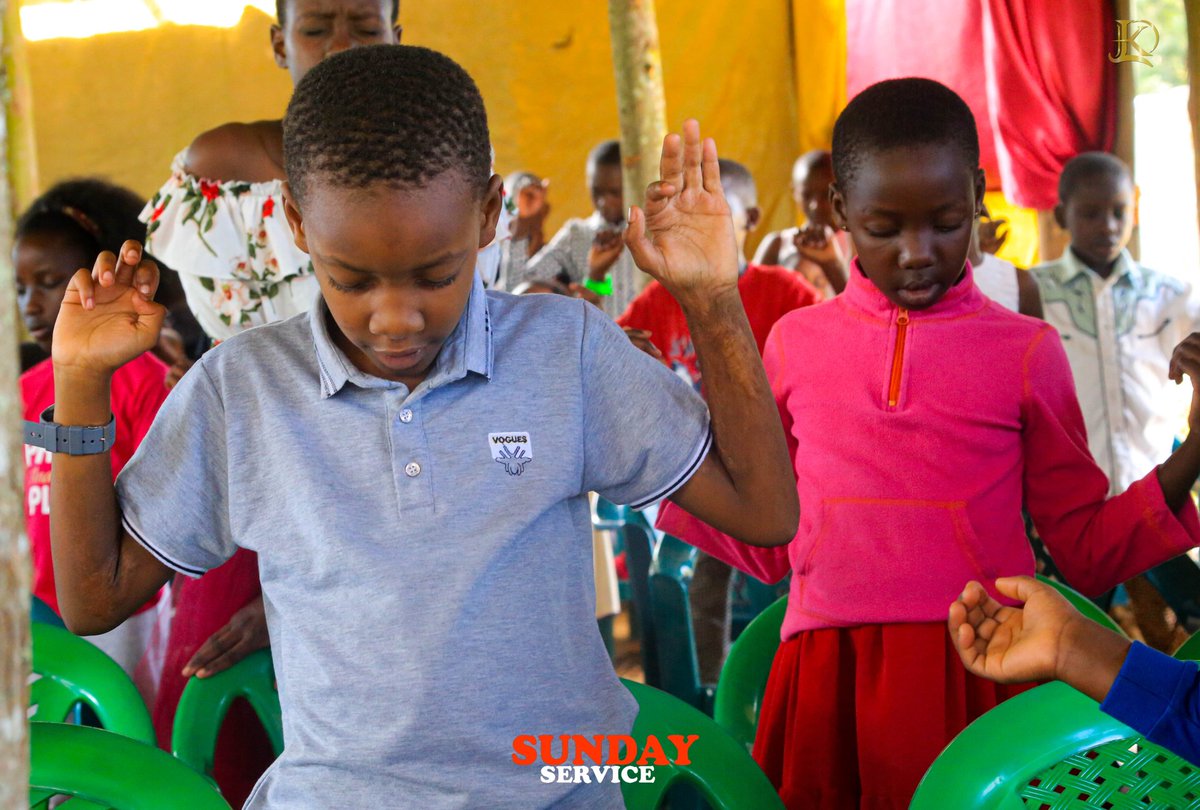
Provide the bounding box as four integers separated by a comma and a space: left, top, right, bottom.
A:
625, 119, 738, 303
54, 240, 166, 377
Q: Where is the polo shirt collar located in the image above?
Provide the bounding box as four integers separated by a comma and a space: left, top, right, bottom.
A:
309, 271, 494, 399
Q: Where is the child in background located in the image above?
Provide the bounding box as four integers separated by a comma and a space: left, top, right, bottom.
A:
619, 159, 819, 682
754, 150, 850, 298
1032, 153, 1198, 496
517, 139, 644, 315
950, 575, 1200, 766
17, 179, 168, 678
657, 78, 1200, 808
505, 171, 550, 259
44, 45, 797, 808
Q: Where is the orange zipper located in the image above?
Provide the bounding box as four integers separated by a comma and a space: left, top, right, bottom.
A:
888, 308, 909, 408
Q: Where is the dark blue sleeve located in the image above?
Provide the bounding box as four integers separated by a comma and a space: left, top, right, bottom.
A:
1100, 641, 1200, 766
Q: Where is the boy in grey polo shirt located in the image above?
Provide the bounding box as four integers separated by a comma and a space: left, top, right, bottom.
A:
44, 46, 797, 808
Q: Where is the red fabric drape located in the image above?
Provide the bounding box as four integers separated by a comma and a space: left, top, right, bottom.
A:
845, 0, 1001, 187
982, 0, 1116, 209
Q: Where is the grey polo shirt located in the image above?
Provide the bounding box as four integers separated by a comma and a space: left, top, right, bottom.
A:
116, 273, 710, 809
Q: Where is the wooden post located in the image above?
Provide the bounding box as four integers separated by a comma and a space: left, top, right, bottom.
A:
1186, 0, 1200, 243
607, 0, 667, 291
4, 0, 34, 212
0, 0, 31, 803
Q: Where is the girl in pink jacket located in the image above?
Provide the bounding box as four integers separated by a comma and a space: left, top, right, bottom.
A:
657, 79, 1200, 809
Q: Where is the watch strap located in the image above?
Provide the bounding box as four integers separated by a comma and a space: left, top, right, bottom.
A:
23, 405, 116, 455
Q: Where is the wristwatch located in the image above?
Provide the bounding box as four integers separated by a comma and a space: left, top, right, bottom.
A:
23, 405, 116, 455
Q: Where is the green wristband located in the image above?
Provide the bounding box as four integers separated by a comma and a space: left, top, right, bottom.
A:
584, 276, 613, 297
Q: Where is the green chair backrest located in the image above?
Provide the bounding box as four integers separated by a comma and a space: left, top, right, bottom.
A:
713, 595, 787, 752
172, 649, 284, 778
30, 623, 155, 745
1036, 574, 1124, 635
30, 722, 230, 809
647, 534, 714, 713
620, 679, 784, 810
31, 595, 64, 628
623, 515, 662, 687
1174, 629, 1200, 660
911, 681, 1200, 809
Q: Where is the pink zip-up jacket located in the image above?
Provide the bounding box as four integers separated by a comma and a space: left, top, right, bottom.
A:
659, 260, 1200, 637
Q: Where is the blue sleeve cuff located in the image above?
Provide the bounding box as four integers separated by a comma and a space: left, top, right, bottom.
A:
1101, 642, 1200, 762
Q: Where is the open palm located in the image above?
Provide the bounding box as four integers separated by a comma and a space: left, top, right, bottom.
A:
625, 120, 739, 299
54, 241, 166, 376
949, 577, 1078, 684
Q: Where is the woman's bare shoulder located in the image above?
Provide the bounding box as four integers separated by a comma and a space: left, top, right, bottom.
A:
183, 121, 283, 183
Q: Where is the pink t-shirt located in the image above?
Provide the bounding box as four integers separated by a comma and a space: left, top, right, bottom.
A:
22, 353, 169, 615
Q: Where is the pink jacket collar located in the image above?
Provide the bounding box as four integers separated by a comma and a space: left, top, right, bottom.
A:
842, 257, 986, 320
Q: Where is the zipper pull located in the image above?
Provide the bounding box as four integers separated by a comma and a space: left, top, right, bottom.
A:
897, 308, 909, 327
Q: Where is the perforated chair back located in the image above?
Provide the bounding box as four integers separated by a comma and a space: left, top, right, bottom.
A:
172, 649, 284, 778
30, 722, 230, 809
623, 511, 662, 686
713, 595, 787, 751
911, 681, 1200, 809
621, 679, 784, 810
30, 622, 155, 745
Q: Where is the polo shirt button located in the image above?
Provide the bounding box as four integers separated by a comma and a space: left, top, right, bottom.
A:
405, 462, 422, 477
399, 409, 414, 423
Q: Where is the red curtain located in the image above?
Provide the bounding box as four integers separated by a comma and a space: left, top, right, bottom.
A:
982, 0, 1116, 209
843, 0, 1116, 208
845, 0, 1001, 187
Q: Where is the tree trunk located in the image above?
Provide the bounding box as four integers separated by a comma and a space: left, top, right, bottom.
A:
1186, 0, 1200, 244
0, 0, 31, 803
608, 0, 667, 292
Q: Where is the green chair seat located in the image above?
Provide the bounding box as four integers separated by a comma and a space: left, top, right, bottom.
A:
621, 679, 783, 809
911, 681, 1200, 809
30, 722, 229, 809
172, 649, 284, 778
30, 622, 155, 745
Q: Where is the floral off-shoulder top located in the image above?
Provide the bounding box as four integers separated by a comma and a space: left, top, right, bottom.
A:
143, 150, 512, 341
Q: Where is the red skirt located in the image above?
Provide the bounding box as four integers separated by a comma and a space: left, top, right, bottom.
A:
150, 549, 275, 808
754, 622, 1036, 810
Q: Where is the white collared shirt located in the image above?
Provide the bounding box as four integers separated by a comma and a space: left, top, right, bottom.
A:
1033, 249, 1198, 492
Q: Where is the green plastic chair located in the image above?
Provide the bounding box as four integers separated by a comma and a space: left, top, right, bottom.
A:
911, 681, 1200, 809
31, 595, 65, 628
620, 679, 784, 810
1037, 574, 1124, 635
171, 649, 284, 778
713, 595, 787, 752
1174, 629, 1200, 660
647, 534, 715, 713
30, 622, 155, 745
30, 721, 230, 809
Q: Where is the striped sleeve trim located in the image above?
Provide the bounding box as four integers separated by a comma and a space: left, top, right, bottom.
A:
629, 426, 713, 512
122, 515, 206, 578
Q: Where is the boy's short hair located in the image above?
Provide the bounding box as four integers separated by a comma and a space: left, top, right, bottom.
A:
1058, 152, 1130, 204
792, 150, 832, 183
586, 139, 622, 180
832, 78, 979, 190
276, 0, 399, 25
284, 45, 492, 203
16, 178, 146, 258
717, 158, 757, 209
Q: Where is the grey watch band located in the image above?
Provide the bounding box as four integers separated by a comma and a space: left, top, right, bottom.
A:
23, 405, 116, 455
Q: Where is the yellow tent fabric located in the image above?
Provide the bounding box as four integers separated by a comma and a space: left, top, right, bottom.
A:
18, 1, 825, 256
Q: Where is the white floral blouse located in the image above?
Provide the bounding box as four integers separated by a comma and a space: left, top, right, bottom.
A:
143, 150, 512, 341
